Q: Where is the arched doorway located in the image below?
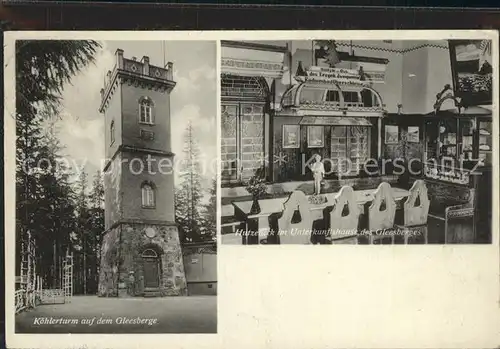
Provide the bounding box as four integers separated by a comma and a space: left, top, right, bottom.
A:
141, 248, 160, 289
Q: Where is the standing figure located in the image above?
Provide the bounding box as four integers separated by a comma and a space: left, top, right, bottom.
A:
139, 275, 144, 296
128, 271, 136, 297
309, 154, 325, 195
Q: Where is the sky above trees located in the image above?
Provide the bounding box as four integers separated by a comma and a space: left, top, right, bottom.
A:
55, 40, 217, 191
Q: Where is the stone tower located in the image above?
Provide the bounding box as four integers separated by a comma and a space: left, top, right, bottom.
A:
98, 49, 187, 297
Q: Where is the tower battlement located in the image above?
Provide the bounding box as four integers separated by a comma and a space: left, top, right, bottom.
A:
99, 49, 175, 113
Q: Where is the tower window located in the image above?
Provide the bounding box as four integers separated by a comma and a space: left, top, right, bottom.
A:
141, 183, 156, 208
110, 120, 115, 145
139, 98, 154, 124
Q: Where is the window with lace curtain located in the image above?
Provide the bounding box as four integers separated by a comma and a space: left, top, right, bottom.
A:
331, 126, 371, 175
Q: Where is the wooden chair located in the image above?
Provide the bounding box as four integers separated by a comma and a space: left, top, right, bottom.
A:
367, 182, 396, 244
277, 190, 313, 244
328, 186, 359, 244
395, 180, 430, 244
444, 204, 475, 243
424, 181, 476, 244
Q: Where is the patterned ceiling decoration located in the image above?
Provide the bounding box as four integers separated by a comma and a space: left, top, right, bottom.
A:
221, 74, 269, 101
334, 42, 449, 54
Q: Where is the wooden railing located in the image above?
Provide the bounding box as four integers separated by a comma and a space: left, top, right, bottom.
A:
15, 289, 26, 314
15, 270, 72, 314
40, 289, 66, 304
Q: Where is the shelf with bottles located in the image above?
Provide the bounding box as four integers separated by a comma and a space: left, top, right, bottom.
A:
460, 151, 474, 162
478, 152, 492, 167
423, 161, 470, 185
479, 140, 492, 151
478, 120, 492, 166
441, 145, 457, 158
424, 114, 493, 182
458, 119, 475, 163
441, 133, 457, 146
461, 119, 475, 136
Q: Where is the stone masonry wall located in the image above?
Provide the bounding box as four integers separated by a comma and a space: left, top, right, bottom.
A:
123, 222, 187, 296
98, 227, 120, 297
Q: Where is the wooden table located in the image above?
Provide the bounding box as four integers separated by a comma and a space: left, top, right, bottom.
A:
232, 187, 410, 244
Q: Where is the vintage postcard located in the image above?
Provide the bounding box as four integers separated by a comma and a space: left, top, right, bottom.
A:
5, 34, 217, 339
5, 30, 500, 349
220, 38, 496, 246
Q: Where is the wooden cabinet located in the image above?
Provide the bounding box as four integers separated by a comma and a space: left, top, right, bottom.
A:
423, 114, 492, 185
422, 112, 492, 243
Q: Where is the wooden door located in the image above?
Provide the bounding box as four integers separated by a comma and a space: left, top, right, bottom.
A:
143, 258, 159, 288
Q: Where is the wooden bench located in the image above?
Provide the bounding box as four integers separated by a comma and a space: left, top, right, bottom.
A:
367, 182, 397, 245
277, 190, 314, 245
221, 216, 244, 232
267, 185, 409, 245
221, 205, 244, 233
220, 216, 245, 244
326, 186, 360, 244
409, 177, 475, 243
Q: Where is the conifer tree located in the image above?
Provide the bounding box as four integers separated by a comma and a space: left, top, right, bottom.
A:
75, 169, 89, 294
175, 121, 204, 242
88, 171, 105, 294
200, 177, 217, 241
15, 40, 100, 289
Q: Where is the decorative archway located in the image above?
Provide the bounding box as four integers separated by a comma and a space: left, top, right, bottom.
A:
358, 85, 384, 108
433, 84, 463, 114
279, 80, 385, 113
221, 74, 270, 102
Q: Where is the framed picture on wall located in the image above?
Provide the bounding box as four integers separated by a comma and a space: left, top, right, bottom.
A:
385, 125, 399, 144
307, 126, 325, 148
283, 125, 300, 149
449, 39, 492, 106
407, 126, 419, 143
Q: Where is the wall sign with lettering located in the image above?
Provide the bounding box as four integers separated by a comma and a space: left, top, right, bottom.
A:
296, 65, 385, 85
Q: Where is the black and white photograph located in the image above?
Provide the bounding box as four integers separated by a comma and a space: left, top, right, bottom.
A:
9, 37, 217, 333
5, 30, 499, 349
449, 39, 493, 107
220, 39, 494, 246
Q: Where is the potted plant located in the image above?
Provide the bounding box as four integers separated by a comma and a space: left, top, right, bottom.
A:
245, 171, 268, 215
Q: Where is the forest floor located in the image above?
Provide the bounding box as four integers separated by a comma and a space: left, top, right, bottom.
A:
15, 295, 217, 333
